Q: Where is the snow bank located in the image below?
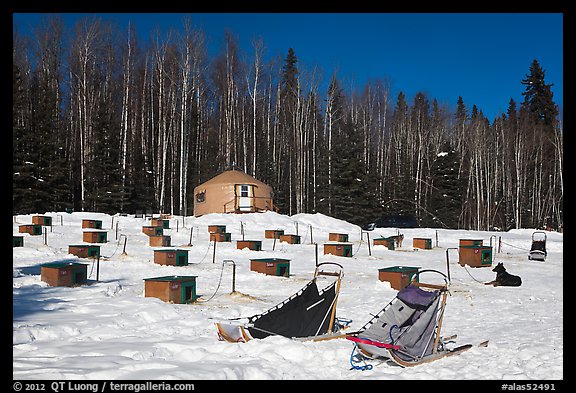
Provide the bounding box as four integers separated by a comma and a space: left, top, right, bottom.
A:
13, 212, 563, 380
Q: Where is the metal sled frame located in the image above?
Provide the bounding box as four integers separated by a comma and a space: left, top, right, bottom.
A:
216, 262, 347, 343
528, 231, 547, 261
347, 269, 466, 368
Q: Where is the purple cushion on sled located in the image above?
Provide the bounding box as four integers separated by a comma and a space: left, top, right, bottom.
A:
397, 285, 438, 308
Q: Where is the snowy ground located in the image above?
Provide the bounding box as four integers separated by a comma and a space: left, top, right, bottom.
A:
13, 211, 563, 380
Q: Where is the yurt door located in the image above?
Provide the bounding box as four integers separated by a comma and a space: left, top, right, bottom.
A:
236, 184, 253, 212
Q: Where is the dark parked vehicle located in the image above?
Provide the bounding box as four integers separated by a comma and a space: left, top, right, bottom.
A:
362, 214, 418, 231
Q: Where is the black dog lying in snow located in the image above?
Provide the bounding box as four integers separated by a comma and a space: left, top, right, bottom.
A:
485, 262, 522, 287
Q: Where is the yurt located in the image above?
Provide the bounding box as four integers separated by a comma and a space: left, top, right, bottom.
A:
193, 170, 274, 217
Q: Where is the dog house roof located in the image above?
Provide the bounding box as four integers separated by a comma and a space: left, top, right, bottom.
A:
144, 275, 197, 282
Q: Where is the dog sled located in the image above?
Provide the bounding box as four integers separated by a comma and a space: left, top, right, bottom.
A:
216, 262, 349, 343
346, 270, 484, 368
528, 231, 547, 261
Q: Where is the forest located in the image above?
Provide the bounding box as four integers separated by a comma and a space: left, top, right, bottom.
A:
12, 15, 563, 231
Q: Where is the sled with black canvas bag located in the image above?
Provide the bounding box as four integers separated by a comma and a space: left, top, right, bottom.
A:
215, 262, 350, 343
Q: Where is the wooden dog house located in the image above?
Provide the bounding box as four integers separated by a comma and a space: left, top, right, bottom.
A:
237, 240, 262, 251
280, 234, 301, 244
82, 219, 102, 229
153, 249, 189, 266
151, 218, 170, 229
19, 224, 42, 235
208, 225, 227, 234
144, 276, 198, 304
459, 241, 493, 268
329, 233, 349, 242
265, 229, 284, 239
83, 230, 108, 243
324, 242, 353, 257
149, 235, 171, 247
142, 226, 164, 236
374, 236, 395, 250
68, 244, 100, 258
193, 170, 274, 216
250, 258, 290, 277
378, 266, 420, 290
459, 239, 484, 247
41, 262, 88, 287
210, 232, 232, 242
32, 215, 52, 226
413, 237, 432, 250
13, 236, 24, 247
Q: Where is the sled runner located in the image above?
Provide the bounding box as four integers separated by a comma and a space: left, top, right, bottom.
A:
528, 231, 547, 261
216, 262, 348, 343
346, 269, 483, 368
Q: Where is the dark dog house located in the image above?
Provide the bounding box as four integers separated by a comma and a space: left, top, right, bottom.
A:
144, 275, 198, 304
208, 225, 227, 234
459, 245, 493, 268
153, 249, 189, 266
250, 258, 290, 277
378, 266, 420, 290
82, 219, 102, 229
151, 218, 170, 229
324, 242, 353, 257
374, 237, 395, 250
32, 215, 52, 226
83, 230, 108, 243
13, 236, 24, 247
68, 244, 100, 258
142, 226, 164, 236
41, 262, 88, 287
413, 238, 432, 250
280, 234, 301, 244
329, 233, 349, 242
265, 229, 284, 239
149, 235, 171, 247
19, 224, 42, 236
210, 232, 232, 242
237, 240, 262, 251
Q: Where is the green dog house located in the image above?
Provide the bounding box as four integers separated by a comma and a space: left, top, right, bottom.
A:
250, 258, 290, 277
144, 276, 198, 304
237, 240, 262, 251
324, 242, 353, 257
68, 244, 101, 258
41, 261, 88, 287
378, 266, 420, 290
153, 248, 189, 266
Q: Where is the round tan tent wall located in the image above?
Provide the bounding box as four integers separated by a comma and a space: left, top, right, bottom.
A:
193, 170, 274, 217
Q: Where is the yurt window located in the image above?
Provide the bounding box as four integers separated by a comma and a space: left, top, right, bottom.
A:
237, 184, 253, 212
196, 191, 206, 203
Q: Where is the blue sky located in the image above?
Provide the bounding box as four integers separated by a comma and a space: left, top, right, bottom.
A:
13, 12, 564, 122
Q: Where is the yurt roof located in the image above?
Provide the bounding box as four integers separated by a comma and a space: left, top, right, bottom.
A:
197, 170, 269, 188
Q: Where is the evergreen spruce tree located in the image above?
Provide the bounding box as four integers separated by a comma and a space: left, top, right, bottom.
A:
521, 59, 559, 129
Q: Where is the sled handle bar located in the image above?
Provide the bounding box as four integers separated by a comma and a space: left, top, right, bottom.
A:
411, 269, 449, 287
314, 262, 344, 277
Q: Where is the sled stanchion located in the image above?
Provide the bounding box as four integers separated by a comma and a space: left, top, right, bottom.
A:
96, 255, 100, 282
212, 239, 217, 263
315, 243, 318, 267
367, 232, 371, 256
223, 260, 236, 293
445, 248, 458, 282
